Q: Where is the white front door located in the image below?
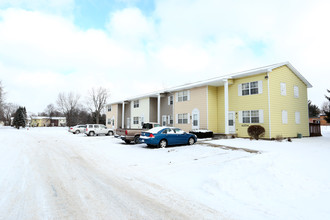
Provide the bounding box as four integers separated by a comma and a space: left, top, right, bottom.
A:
228, 111, 235, 134
162, 115, 167, 126
192, 108, 200, 130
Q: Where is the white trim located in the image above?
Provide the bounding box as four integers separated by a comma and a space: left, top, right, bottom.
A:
267, 72, 272, 138
122, 102, 125, 128
157, 94, 161, 124
238, 84, 242, 96
238, 111, 242, 123
224, 79, 229, 134
258, 80, 263, 94
280, 82, 286, 96
259, 109, 264, 123
187, 90, 190, 101
206, 86, 209, 129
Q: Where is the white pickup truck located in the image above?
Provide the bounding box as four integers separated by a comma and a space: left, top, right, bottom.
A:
85, 124, 114, 136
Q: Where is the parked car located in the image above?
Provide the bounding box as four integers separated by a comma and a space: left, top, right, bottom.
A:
116, 122, 161, 144
68, 125, 86, 134
85, 124, 114, 136
139, 127, 197, 148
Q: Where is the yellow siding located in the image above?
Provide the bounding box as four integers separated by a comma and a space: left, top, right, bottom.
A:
228, 73, 270, 138
208, 86, 218, 132
269, 66, 309, 137
174, 86, 207, 132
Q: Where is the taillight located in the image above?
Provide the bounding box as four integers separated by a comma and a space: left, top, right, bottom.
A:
125, 130, 128, 135
86, 128, 88, 131
70, 127, 73, 130
149, 133, 154, 138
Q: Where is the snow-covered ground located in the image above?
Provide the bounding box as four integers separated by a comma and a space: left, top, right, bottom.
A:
0, 126, 329, 219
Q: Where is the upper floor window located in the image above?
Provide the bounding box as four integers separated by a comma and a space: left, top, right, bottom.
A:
280, 83, 286, 96
177, 90, 190, 102
134, 100, 139, 108
294, 86, 299, 98
239, 81, 262, 96
108, 105, 112, 112
168, 95, 173, 105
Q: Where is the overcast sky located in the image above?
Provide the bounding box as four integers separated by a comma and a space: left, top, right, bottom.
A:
0, 0, 329, 114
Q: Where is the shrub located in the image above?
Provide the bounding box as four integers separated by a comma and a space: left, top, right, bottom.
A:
275, 135, 283, 142
247, 125, 265, 140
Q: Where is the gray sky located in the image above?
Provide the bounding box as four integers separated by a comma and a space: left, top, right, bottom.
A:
0, 0, 329, 113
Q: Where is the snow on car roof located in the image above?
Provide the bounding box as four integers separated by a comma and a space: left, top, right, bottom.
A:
146, 126, 168, 133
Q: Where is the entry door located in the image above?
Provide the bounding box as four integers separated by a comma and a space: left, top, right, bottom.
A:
192, 108, 200, 130
228, 111, 235, 134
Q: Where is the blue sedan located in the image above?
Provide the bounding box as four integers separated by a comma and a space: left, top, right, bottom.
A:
139, 127, 197, 148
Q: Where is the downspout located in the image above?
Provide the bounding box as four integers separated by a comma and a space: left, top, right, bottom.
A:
267, 71, 272, 139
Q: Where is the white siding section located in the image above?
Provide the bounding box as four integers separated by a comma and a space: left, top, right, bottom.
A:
130, 98, 150, 128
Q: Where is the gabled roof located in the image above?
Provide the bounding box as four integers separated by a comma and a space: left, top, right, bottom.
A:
108, 62, 312, 105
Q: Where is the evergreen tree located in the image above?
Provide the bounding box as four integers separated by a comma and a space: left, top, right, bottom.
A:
308, 100, 320, 117
324, 89, 330, 123
13, 107, 26, 129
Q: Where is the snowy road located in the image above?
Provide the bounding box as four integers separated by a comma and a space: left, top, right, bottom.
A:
1, 126, 330, 220
0, 127, 222, 219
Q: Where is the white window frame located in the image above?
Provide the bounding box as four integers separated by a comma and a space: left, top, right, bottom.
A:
133, 100, 139, 108
177, 113, 189, 124
282, 110, 288, 124
239, 81, 262, 96
133, 117, 139, 125
162, 115, 167, 126
107, 118, 111, 124
176, 90, 190, 102
294, 86, 299, 98
168, 95, 173, 105
295, 112, 300, 124
240, 110, 264, 124
108, 105, 112, 112
280, 83, 286, 96
168, 115, 173, 125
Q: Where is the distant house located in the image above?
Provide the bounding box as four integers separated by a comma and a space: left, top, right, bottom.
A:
106, 62, 312, 138
30, 116, 66, 127
309, 115, 330, 126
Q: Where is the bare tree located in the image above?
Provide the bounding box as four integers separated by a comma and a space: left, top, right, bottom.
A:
56, 92, 81, 127
0, 81, 5, 121
87, 87, 109, 124
3, 103, 18, 125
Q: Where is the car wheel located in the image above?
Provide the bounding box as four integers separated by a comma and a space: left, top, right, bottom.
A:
75, 130, 80, 134
89, 131, 95, 136
159, 139, 167, 148
125, 140, 131, 144
134, 136, 140, 144
188, 137, 195, 145
109, 131, 114, 136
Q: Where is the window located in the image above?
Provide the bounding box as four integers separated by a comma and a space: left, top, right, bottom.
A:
133, 100, 139, 108
250, 81, 259, 95
177, 90, 189, 102
107, 119, 111, 124
241, 110, 263, 123
239, 81, 262, 96
108, 105, 112, 112
242, 83, 250, 96
280, 83, 286, 96
133, 117, 139, 125
168, 96, 173, 105
178, 113, 188, 124
162, 115, 167, 126
282, 110, 288, 124
295, 112, 300, 124
168, 115, 173, 125
294, 86, 299, 98
193, 114, 198, 126
243, 111, 251, 123
112, 119, 115, 126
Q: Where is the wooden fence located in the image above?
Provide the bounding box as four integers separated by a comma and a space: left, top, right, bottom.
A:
309, 123, 322, 136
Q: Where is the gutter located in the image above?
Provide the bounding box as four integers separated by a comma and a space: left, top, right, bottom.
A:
267, 70, 272, 139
